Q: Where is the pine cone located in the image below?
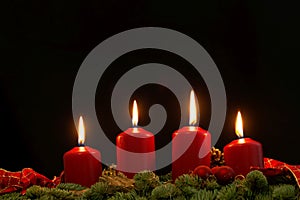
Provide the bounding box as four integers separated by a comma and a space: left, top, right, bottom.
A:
210, 147, 225, 168
99, 165, 134, 194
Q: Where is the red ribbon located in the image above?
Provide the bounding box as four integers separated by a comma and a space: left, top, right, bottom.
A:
263, 158, 300, 189
0, 168, 61, 195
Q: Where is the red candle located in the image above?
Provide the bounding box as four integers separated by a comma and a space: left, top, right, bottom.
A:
223, 111, 264, 176
63, 116, 102, 187
116, 100, 156, 179
172, 90, 211, 181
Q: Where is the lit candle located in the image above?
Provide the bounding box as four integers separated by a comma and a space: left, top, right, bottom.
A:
116, 100, 156, 178
223, 111, 264, 176
172, 90, 211, 181
63, 116, 102, 187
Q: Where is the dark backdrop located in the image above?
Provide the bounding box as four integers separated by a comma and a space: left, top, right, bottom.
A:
1, 0, 299, 178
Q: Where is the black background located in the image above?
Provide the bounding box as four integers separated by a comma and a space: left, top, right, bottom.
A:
1, 0, 299, 179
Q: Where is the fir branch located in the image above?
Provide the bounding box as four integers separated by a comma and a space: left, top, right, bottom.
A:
203, 178, 221, 191
25, 185, 77, 200
215, 184, 237, 200
245, 170, 269, 193
0, 192, 27, 200
174, 174, 202, 198
233, 179, 253, 199
46, 188, 75, 200
25, 185, 50, 199
272, 184, 297, 200
56, 183, 87, 191
175, 174, 202, 190
190, 189, 218, 200
159, 172, 172, 183
179, 186, 198, 198
150, 183, 182, 200
107, 190, 145, 200
133, 170, 160, 197
254, 193, 273, 200
172, 196, 186, 200
82, 182, 109, 200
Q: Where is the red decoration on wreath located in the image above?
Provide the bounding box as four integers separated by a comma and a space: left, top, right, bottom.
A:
212, 166, 236, 185
258, 158, 300, 189
193, 165, 212, 179
0, 168, 61, 195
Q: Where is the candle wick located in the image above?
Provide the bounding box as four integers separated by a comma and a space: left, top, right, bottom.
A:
188, 125, 197, 131
133, 126, 139, 133
78, 143, 85, 147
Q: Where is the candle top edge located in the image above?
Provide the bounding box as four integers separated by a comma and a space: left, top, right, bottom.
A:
63, 147, 101, 160
120, 127, 155, 138
175, 126, 209, 133
226, 137, 262, 146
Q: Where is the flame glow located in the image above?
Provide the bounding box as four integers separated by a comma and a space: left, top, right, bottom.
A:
189, 90, 197, 126
132, 100, 138, 127
78, 116, 85, 145
235, 111, 243, 138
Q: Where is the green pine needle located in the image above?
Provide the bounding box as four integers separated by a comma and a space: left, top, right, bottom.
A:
56, 183, 86, 191
191, 189, 218, 200
25, 185, 50, 199
272, 184, 297, 200
107, 190, 147, 200
216, 184, 238, 200
245, 170, 269, 193
254, 193, 273, 200
0, 192, 26, 200
159, 172, 172, 183
133, 170, 160, 197
204, 178, 221, 191
175, 174, 202, 190
151, 183, 182, 199
82, 182, 109, 200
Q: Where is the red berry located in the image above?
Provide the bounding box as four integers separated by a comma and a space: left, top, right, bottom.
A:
213, 166, 235, 185
211, 166, 220, 175
193, 165, 212, 179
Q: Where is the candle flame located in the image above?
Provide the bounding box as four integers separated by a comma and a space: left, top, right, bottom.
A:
235, 111, 243, 138
132, 100, 138, 127
78, 116, 85, 145
189, 90, 197, 126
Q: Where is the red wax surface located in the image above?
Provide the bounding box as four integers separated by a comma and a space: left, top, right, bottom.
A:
172, 126, 211, 181
116, 127, 155, 178
223, 137, 264, 176
63, 146, 102, 187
